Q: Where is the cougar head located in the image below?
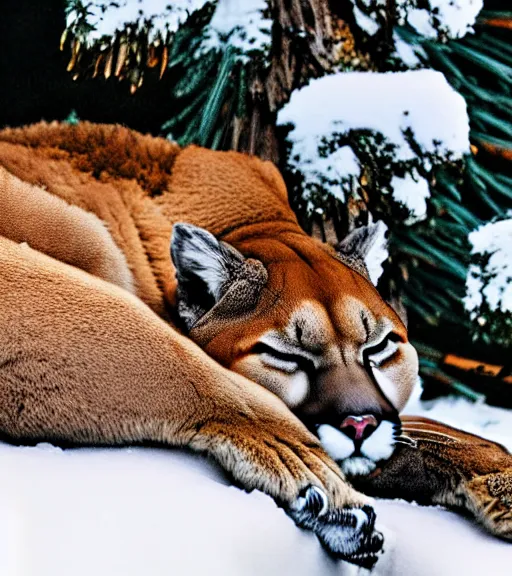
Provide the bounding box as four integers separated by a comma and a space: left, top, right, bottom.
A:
170, 220, 418, 477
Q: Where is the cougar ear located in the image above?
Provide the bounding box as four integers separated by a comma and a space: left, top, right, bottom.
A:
337, 221, 388, 285
170, 223, 247, 329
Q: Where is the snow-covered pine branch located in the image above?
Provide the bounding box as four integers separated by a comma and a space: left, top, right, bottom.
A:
65, 0, 272, 62
464, 217, 512, 347
277, 70, 469, 224
200, 0, 271, 62
352, 0, 484, 41
67, 0, 210, 43
351, 0, 484, 69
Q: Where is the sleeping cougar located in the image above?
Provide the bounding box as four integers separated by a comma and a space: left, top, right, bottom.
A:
0, 122, 510, 567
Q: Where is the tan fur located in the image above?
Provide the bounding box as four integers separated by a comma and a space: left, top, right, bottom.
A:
0, 166, 134, 292
0, 122, 416, 417
0, 122, 507, 547
0, 229, 358, 508
0, 122, 379, 554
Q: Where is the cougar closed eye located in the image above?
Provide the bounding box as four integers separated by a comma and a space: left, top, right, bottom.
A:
251, 342, 317, 376
362, 332, 401, 368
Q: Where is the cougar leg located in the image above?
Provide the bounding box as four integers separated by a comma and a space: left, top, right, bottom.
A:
352, 415, 512, 540
0, 236, 383, 567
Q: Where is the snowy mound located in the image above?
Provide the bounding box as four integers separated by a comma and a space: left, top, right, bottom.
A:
352, 0, 484, 40
465, 217, 512, 317
278, 70, 469, 221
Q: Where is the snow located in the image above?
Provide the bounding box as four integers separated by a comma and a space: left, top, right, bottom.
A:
406, 0, 484, 39
464, 218, 512, 315
278, 70, 469, 221
372, 498, 512, 575
1, 378, 511, 575
365, 219, 389, 284
66, 0, 272, 59
390, 171, 431, 224
353, 6, 380, 36
202, 0, 272, 60
279, 70, 469, 164
303, 146, 360, 203
350, 0, 484, 40
2, 423, 511, 576
67, 0, 210, 42
392, 33, 423, 67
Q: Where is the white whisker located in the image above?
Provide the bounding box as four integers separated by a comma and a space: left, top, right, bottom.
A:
404, 437, 455, 446
393, 437, 417, 449
401, 427, 460, 442
394, 434, 417, 445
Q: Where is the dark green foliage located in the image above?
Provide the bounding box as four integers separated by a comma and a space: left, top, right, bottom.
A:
387, 12, 511, 401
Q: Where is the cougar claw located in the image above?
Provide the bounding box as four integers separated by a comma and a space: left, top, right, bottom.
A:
289, 493, 384, 569
296, 486, 329, 516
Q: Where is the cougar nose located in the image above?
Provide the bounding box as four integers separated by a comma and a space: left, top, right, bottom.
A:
340, 414, 378, 442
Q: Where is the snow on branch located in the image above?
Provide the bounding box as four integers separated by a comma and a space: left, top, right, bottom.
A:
67, 0, 211, 43
66, 0, 271, 61
278, 70, 469, 222
390, 171, 430, 224
201, 0, 271, 61
351, 0, 484, 41
464, 217, 512, 317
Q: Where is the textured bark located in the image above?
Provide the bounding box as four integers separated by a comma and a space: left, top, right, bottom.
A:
239, 0, 371, 162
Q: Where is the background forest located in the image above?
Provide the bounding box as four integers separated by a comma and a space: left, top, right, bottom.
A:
1, 0, 510, 407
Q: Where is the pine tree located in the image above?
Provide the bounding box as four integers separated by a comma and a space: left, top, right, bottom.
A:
62, 0, 511, 405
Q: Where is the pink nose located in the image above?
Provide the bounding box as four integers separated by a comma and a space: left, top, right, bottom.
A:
340, 414, 378, 441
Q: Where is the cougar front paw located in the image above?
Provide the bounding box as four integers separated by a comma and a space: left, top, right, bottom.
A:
290, 489, 383, 568
192, 408, 384, 568
466, 469, 512, 540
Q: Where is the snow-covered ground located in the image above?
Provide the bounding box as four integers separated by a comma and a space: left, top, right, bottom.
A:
2, 391, 511, 576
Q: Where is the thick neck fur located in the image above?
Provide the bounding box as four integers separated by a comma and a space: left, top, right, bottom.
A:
0, 122, 304, 317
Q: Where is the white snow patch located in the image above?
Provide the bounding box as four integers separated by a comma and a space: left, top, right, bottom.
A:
406, 0, 484, 39
390, 171, 431, 223
392, 33, 423, 67
202, 0, 271, 59
464, 218, 512, 315
350, 0, 484, 40
364, 220, 389, 284
278, 70, 469, 202
353, 6, 380, 36
305, 146, 360, 203
279, 70, 469, 163
67, 0, 210, 42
